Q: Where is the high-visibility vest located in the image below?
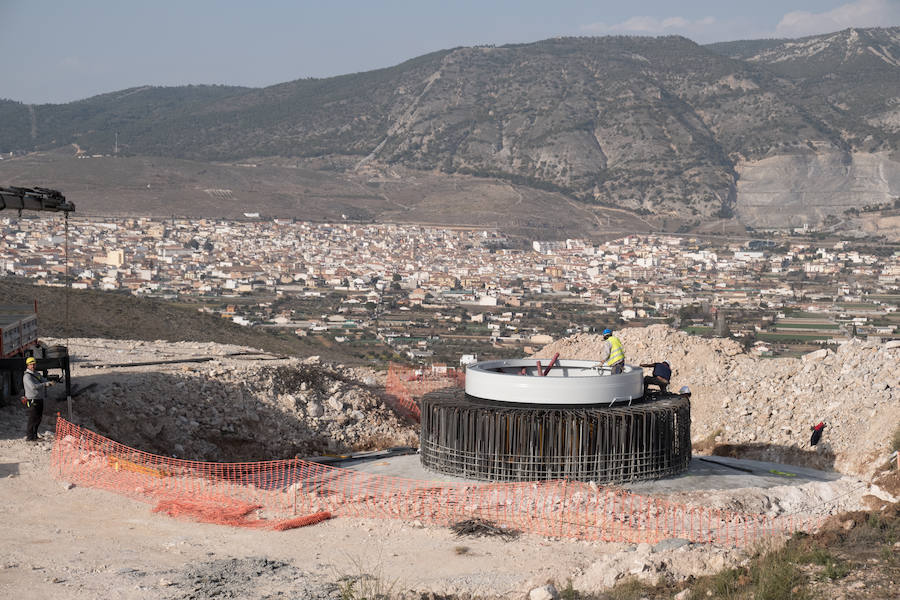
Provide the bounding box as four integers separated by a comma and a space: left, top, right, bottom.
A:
605, 335, 625, 365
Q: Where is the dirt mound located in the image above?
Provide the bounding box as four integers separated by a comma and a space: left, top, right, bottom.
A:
535, 325, 900, 477
45, 337, 415, 462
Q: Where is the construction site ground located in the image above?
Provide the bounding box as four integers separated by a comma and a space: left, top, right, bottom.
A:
0, 426, 883, 600
1, 330, 898, 598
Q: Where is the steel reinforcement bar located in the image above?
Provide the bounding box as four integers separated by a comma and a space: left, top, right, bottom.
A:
51, 418, 817, 545
419, 390, 691, 483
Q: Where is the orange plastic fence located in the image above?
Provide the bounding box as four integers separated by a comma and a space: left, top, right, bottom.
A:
52, 418, 819, 545
384, 363, 465, 422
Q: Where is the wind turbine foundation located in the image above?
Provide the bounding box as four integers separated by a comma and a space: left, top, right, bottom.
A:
419, 359, 691, 483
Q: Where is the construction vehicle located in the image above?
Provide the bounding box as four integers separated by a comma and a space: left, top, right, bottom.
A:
0, 187, 74, 403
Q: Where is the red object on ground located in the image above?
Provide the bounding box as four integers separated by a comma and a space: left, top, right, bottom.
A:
810, 422, 826, 446
271, 511, 332, 531
542, 353, 560, 376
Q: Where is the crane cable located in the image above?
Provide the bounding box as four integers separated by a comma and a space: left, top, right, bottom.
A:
64, 211, 70, 349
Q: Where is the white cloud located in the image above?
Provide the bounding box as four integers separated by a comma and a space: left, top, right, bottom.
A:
660, 17, 690, 29
775, 0, 900, 38
580, 15, 763, 44
579, 2, 899, 44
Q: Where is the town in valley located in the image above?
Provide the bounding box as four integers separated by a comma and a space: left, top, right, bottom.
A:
4, 214, 897, 366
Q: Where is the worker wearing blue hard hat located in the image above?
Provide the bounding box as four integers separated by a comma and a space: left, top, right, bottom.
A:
597, 328, 625, 374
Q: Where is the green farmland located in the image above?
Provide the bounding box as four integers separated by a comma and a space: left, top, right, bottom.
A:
775, 322, 840, 330
757, 332, 838, 342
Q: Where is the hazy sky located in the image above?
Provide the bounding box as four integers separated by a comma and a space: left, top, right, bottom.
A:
2, 0, 899, 104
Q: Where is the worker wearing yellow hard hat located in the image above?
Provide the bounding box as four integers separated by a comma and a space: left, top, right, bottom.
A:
22, 355, 55, 441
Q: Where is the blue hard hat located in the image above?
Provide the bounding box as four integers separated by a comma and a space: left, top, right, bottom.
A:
602, 328, 612, 335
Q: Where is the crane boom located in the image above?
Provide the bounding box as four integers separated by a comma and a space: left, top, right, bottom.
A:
0, 186, 75, 213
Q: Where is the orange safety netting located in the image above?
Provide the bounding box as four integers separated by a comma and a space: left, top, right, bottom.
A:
51, 418, 820, 545
384, 363, 465, 421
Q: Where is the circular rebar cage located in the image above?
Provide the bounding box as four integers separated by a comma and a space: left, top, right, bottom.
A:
420, 389, 691, 483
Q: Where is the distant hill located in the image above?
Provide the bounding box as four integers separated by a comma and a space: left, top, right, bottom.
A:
1, 28, 899, 231
0, 279, 355, 362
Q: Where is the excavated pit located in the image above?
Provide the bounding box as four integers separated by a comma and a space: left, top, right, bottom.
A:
47, 339, 418, 463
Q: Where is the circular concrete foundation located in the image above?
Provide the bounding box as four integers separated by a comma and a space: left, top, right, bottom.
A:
464, 359, 644, 405
420, 359, 692, 483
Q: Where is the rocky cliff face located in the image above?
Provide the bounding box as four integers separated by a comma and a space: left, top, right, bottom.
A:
735, 151, 900, 229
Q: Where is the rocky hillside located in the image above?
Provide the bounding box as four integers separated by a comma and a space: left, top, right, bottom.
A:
535, 325, 900, 477
1, 28, 898, 227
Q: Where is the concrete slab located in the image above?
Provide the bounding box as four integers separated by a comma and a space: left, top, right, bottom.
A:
625, 455, 841, 494
332, 453, 473, 483
335, 452, 842, 492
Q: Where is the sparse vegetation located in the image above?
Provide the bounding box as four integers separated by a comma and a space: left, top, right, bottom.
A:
335, 553, 399, 600
693, 428, 724, 454
0, 277, 356, 362
543, 504, 899, 598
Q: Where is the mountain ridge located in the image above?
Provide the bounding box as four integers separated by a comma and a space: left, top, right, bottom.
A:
1, 28, 899, 231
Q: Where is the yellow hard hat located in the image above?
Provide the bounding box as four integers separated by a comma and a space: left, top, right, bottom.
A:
25, 357, 36, 365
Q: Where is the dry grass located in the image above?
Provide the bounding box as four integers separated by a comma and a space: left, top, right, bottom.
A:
0, 278, 348, 360
335, 551, 399, 600
548, 503, 900, 599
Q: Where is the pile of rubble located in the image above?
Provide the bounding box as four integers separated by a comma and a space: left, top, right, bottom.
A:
535, 325, 900, 477
53, 338, 416, 462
